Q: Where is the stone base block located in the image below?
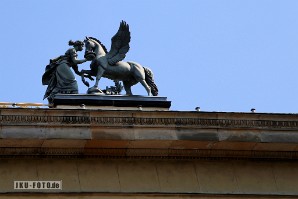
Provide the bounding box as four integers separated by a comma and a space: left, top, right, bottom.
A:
52, 94, 171, 110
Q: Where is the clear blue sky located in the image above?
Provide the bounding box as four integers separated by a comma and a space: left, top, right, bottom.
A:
0, 0, 298, 113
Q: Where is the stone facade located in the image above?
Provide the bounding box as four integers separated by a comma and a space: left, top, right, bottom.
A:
1, 108, 298, 198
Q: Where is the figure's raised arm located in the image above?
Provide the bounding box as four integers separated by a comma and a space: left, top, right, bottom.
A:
68, 40, 87, 65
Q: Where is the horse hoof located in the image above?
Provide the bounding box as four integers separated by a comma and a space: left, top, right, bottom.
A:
87, 87, 104, 94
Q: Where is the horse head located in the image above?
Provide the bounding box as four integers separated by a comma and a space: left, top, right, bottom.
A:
84, 37, 97, 61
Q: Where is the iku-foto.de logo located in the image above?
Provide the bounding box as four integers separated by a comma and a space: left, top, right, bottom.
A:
14, 181, 62, 190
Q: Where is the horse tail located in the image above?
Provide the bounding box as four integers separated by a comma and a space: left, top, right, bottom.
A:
143, 67, 158, 96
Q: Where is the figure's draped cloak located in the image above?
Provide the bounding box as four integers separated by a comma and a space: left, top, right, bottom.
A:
42, 48, 79, 101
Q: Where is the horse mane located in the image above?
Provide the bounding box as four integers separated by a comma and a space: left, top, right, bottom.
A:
88, 37, 108, 54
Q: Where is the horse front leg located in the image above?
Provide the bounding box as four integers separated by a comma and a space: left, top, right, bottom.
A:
87, 66, 105, 94
80, 69, 90, 87
94, 67, 105, 88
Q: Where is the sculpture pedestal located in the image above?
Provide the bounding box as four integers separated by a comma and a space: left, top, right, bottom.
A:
52, 94, 171, 110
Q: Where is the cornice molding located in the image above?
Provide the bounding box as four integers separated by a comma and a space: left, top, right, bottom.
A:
0, 147, 298, 160
1, 114, 298, 130
1, 109, 298, 159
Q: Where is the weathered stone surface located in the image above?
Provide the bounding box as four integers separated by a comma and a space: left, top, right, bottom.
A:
195, 161, 238, 194
0, 159, 38, 192
2, 100, 298, 198
0, 139, 44, 147
41, 139, 87, 148
1, 108, 298, 159
233, 161, 278, 194
0, 195, 295, 199
118, 160, 160, 192
176, 129, 219, 141
272, 162, 298, 195
0, 159, 297, 196
77, 159, 120, 192
0, 195, 294, 199
260, 131, 298, 143
37, 159, 80, 192
1, 127, 91, 139
156, 161, 200, 193
1, 127, 47, 139
134, 128, 177, 140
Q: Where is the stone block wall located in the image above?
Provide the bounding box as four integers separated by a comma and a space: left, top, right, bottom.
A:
0, 158, 298, 198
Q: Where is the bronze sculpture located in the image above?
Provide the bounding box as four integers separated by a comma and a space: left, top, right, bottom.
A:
81, 21, 158, 96
42, 40, 88, 103
42, 21, 158, 102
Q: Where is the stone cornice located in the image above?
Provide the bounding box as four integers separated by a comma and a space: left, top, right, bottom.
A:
1, 108, 298, 159
0, 147, 298, 160
0, 109, 298, 130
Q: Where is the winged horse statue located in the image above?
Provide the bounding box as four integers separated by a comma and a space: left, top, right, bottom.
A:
80, 21, 158, 96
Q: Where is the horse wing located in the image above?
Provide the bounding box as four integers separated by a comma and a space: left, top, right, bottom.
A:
106, 21, 131, 65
